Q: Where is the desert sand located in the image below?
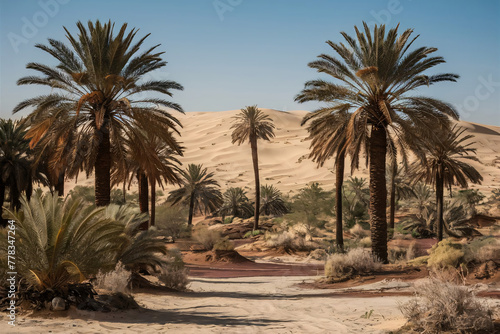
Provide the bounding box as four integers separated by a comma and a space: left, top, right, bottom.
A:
65, 109, 500, 199
5, 274, 500, 333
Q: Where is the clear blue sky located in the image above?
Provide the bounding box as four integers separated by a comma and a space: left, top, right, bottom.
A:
1, 0, 499, 125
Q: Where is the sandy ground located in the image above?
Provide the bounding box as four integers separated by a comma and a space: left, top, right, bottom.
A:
4, 276, 416, 334
4, 272, 499, 334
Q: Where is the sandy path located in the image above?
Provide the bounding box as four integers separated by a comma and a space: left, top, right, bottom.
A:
6, 276, 413, 334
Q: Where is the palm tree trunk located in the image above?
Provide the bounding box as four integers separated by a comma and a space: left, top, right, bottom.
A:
95, 126, 111, 206
188, 191, 195, 226
137, 170, 149, 230
250, 135, 260, 230
0, 182, 6, 227
335, 149, 345, 251
389, 160, 397, 233
149, 179, 156, 227
57, 171, 65, 196
122, 182, 126, 203
369, 125, 388, 263
436, 166, 444, 241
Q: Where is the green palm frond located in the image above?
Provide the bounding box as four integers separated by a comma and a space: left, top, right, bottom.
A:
260, 184, 289, 216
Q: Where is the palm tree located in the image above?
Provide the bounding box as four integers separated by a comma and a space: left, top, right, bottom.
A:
387, 160, 415, 232
113, 131, 183, 228
168, 164, 223, 226
14, 20, 184, 207
409, 125, 482, 240
0, 119, 47, 226
295, 22, 459, 262
217, 187, 254, 222
300, 110, 352, 250
260, 184, 289, 216
231, 106, 275, 230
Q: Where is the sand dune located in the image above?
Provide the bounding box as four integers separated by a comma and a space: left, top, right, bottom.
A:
64, 109, 500, 198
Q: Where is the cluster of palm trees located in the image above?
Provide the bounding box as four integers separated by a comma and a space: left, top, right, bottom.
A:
296, 23, 482, 262
2, 20, 484, 265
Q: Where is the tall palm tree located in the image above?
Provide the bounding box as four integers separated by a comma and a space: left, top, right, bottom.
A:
0, 119, 48, 226
300, 109, 352, 251
295, 22, 458, 262
168, 164, 223, 226
409, 125, 482, 240
217, 187, 254, 222
260, 184, 289, 216
14, 20, 184, 207
231, 106, 275, 230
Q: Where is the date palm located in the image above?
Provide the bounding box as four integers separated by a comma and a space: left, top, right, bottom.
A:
231, 106, 275, 230
113, 131, 183, 228
300, 109, 352, 250
295, 22, 458, 262
168, 164, 223, 226
409, 125, 482, 240
217, 187, 254, 222
0, 119, 48, 226
14, 20, 183, 207
260, 184, 288, 216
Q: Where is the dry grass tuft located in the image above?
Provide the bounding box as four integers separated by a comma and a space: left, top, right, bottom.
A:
95, 262, 131, 294
325, 248, 382, 280
192, 227, 223, 250
399, 278, 494, 333
157, 249, 189, 291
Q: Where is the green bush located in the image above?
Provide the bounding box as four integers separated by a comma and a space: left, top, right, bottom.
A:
155, 203, 189, 240
213, 238, 235, 251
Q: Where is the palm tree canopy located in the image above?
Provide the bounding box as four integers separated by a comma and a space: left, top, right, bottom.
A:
410, 125, 483, 190
14, 20, 184, 179
295, 22, 459, 168
217, 187, 254, 219
168, 164, 223, 215
260, 184, 289, 216
0, 119, 48, 199
231, 106, 275, 145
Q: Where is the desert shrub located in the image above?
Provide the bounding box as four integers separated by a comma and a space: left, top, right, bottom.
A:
0, 193, 125, 290
465, 237, 500, 263
192, 227, 223, 250
427, 240, 465, 271
95, 262, 131, 294
349, 223, 369, 239
155, 203, 189, 240
325, 248, 382, 279
359, 236, 372, 248
265, 225, 316, 252
157, 249, 189, 291
224, 216, 234, 224
243, 230, 262, 238
399, 278, 494, 333
213, 237, 235, 251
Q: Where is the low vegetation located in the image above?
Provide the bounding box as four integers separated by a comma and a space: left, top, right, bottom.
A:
399, 278, 495, 333
324, 248, 382, 281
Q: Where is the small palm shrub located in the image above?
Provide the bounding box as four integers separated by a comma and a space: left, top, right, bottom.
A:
260, 184, 289, 216
1, 193, 125, 290
399, 278, 494, 333
325, 248, 382, 279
